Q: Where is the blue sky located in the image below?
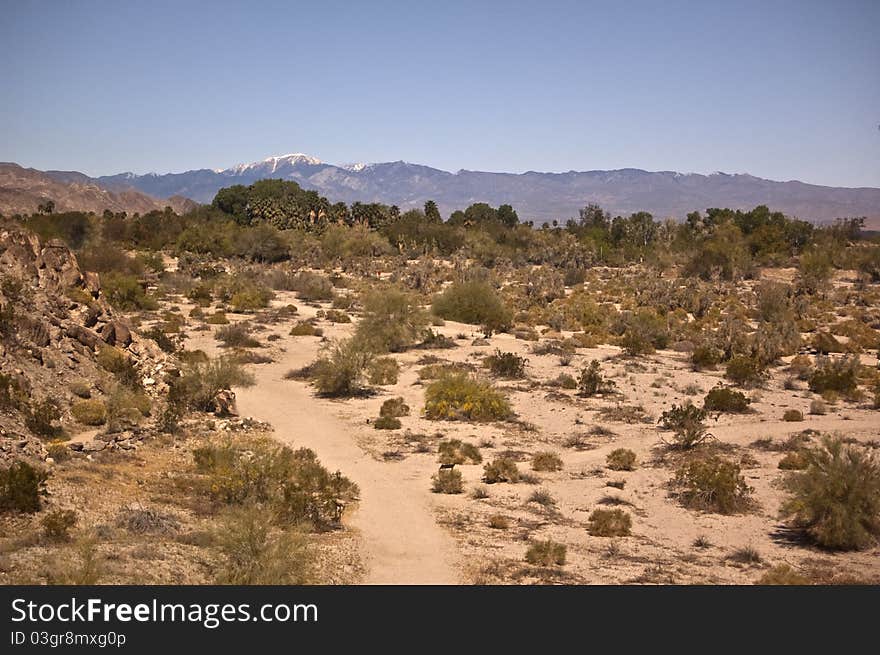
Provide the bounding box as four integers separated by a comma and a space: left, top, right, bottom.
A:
2, 0, 878, 186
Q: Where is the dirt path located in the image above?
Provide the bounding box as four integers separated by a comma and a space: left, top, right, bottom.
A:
235, 361, 460, 585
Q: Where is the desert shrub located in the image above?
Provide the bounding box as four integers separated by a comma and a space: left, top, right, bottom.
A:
206, 311, 229, 325
531, 451, 563, 472
808, 356, 859, 396
215, 323, 261, 348
527, 488, 556, 507
809, 399, 827, 415
525, 540, 566, 566
373, 415, 401, 430
291, 272, 334, 301
45, 535, 103, 585
431, 469, 464, 494
71, 399, 107, 426
416, 330, 457, 349
367, 357, 399, 385
41, 509, 77, 542
703, 386, 750, 413
757, 565, 811, 586
674, 456, 752, 514
25, 398, 63, 439
289, 321, 321, 336
46, 442, 71, 462
587, 508, 632, 537
438, 439, 482, 465
577, 359, 616, 396
811, 331, 843, 354
187, 283, 214, 306
102, 272, 157, 311
432, 281, 512, 334
725, 355, 768, 388
379, 397, 410, 418
788, 354, 813, 379
483, 457, 520, 484
144, 326, 177, 353
783, 409, 804, 422
658, 403, 712, 449
0, 461, 48, 513
618, 309, 668, 356
424, 372, 512, 422
606, 448, 637, 471
230, 285, 274, 312
311, 339, 374, 397
354, 288, 428, 352
170, 356, 255, 412
778, 451, 809, 470
0, 372, 27, 409
488, 514, 509, 529
550, 373, 578, 389
691, 344, 722, 370
214, 508, 314, 585
483, 349, 528, 378
781, 436, 880, 550
97, 346, 141, 389
323, 309, 350, 323
105, 386, 151, 431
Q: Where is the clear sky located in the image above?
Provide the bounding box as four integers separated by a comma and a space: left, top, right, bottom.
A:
2, 0, 878, 187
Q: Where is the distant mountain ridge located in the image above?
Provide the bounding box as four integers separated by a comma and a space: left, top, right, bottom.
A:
7, 153, 880, 223
0, 163, 196, 217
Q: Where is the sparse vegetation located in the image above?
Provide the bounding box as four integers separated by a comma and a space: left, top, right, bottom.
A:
431, 468, 464, 494
424, 372, 512, 421
587, 508, 632, 537
524, 540, 566, 566
674, 456, 752, 514
606, 448, 637, 471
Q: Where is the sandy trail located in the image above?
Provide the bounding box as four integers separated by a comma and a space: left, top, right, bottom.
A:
235, 361, 459, 585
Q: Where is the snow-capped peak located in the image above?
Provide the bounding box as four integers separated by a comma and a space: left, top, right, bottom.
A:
221, 153, 323, 175
342, 162, 368, 172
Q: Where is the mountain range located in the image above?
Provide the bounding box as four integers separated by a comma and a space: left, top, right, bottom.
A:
3, 154, 879, 224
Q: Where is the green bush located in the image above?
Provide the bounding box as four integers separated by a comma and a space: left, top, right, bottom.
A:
577, 359, 616, 396
102, 272, 157, 311
97, 346, 142, 389
354, 288, 428, 352
214, 508, 314, 585
778, 451, 809, 470
619, 310, 668, 356
373, 415, 401, 430
230, 285, 274, 312
691, 344, 722, 371
41, 509, 77, 542
291, 272, 334, 301
432, 281, 512, 335
170, 357, 255, 412
367, 357, 399, 385
71, 399, 107, 426
289, 321, 321, 336
606, 448, 637, 471
483, 457, 520, 484
379, 397, 410, 418
0, 372, 27, 409
0, 461, 49, 513
25, 399, 63, 439
483, 350, 528, 379
658, 403, 711, 449
323, 309, 350, 323
703, 386, 750, 413
311, 339, 373, 397
783, 409, 804, 422
215, 323, 261, 348
431, 469, 464, 494
525, 540, 566, 566
587, 508, 632, 537
808, 356, 859, 396
725, 355, 768, 388
206, 311, 230, 325
438, 439, 482, 465
424, 372, 512, 421
531, 451, 563, 472
674, 456, 752, 514
781, 436, 880, 550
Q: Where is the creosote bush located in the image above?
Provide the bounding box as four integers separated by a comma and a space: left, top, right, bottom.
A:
431, 469, 464, 494
41, 509, 77, 542
524, 540, 566, 566
783, 409, 804, 422
311, 339, 373, 397
577, 359, 616, 396
531, 451, 563, 472
354, 288, 428, 352
438, 439, 482, 465
658, 403, 712, 449
379, 397, 410, 418
483, 349, 528, 378
725, 355, 768, 388
674, 456, 752, 514
367, 357, 399, 386
483, 457, 520, 484
71, 399, 108, 426
170, 356, 255, 412
703, 385, 750, 413
432, 281, 512, 335
373, 415, 401, 430
424, 372, 512, 422
587, 508, 632, 537
0, 460, 49, 513
808, 356, 859, 396
781, 436, 880, 550
215, 323, 261, 348
606, 448, 637, 471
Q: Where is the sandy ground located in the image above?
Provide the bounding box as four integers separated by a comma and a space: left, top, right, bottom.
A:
173, 285, 880, 585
